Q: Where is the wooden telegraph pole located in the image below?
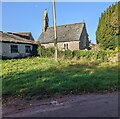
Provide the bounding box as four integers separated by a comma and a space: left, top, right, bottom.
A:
52, 0, 57, 62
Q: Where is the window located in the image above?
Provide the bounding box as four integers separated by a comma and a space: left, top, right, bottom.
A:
11, 45, 18, 53
25, 46, 31, 53
64, 43, 68, 50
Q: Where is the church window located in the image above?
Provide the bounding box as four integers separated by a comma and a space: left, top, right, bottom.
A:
64, 43, 68, 50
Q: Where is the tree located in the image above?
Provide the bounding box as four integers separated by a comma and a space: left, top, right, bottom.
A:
96, 2, 120, 50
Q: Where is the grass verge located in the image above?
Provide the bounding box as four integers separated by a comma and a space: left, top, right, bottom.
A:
1, 57, 118, 100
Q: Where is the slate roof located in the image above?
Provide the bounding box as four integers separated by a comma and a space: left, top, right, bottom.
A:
0, 32, 37, 45
38, 22, 85, 44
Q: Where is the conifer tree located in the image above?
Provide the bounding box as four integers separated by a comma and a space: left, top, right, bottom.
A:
96, 2, 120, 49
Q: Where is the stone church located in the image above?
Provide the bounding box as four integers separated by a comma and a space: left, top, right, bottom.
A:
38, 10, 90, 51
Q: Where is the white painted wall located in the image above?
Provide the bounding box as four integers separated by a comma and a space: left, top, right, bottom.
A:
1, 42, 33, 58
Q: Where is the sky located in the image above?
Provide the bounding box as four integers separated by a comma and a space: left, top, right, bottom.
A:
2, 2, 114, 43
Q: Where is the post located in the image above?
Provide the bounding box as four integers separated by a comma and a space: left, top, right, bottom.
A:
52, 0, 57, 62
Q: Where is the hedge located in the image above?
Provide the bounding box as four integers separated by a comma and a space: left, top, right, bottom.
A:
37, 47, 116, 62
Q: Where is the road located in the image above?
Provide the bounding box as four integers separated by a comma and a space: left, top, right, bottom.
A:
3, 92, 118, 117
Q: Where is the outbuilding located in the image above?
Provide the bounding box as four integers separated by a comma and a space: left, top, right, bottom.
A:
0, 31, 37, 59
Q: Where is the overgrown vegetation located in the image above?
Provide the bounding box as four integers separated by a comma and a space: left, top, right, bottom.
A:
96, 2, 120, 50
2, 55, 118, 100
37, 47, 116, 62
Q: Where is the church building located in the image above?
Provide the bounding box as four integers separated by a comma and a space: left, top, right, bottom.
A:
38, 10, 90, 51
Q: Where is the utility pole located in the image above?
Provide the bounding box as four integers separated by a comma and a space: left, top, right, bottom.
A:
52, 0, 57, 62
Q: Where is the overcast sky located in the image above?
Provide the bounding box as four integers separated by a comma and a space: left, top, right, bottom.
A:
2, 2, 114, 43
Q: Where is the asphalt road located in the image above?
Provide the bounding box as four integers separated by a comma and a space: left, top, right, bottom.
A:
4, 92, 119, 117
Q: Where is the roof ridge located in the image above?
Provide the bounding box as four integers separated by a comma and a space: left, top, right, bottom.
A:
47, 22, 85, 29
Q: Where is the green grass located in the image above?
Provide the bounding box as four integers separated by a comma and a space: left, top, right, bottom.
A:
1, 57, 118, 99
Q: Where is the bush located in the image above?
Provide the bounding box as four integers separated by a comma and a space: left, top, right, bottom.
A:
58, 50, 65, 58
64, 50, 73, 59
37, 47, 55, 57
73, 50, 93, 59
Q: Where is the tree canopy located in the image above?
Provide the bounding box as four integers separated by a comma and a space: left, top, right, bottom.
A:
96, 2, 120, 49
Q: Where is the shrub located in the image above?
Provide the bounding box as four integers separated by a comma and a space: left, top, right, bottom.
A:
37, 47, 55, 57
73, 50, 93, 59
58, 50, 65, 58
64, 50, 73, 59
45, 47, 55, 57
37, 46, 44, 57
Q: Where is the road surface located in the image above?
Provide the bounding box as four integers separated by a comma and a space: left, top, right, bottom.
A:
3, 92, 118, 117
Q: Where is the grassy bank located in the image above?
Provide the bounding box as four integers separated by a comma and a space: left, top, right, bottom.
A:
1, 57, 118, 99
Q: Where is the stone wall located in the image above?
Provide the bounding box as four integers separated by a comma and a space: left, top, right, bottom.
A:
79, 25, 89, 50
41, 41, 80, 51
1, 42, 33, 58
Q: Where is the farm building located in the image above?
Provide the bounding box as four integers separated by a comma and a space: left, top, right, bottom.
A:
38, 10, 90, 51
0, 31, 37, 59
